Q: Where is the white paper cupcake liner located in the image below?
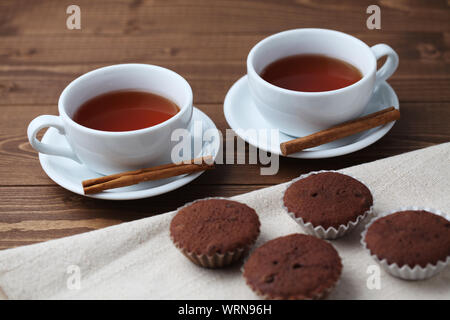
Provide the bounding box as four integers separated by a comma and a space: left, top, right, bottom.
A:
171, 197, 260, 268
242, 267, 340, 300
282, 170, 374, 240
243, 279, 339, 300
361, 206, 450, 280
172, 238, 252, 268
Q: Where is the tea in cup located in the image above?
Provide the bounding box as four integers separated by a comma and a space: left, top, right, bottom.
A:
27, 64, 193, 175
247, 28, 399, 137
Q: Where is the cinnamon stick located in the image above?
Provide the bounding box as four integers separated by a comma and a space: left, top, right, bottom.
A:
82, 155, 213, 188
280, 107, 400, 156
83, 156, 214, 194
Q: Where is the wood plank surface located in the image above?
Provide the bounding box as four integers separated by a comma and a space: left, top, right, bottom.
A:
0, 0, 449, 249
1, 0, 448, 34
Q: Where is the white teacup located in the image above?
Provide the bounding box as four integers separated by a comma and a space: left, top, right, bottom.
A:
27, 64, 193, 175
247, 28, 399, 137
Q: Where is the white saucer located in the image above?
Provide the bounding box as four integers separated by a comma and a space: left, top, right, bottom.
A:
39, 107, 219, 200
224, 76, 399, 159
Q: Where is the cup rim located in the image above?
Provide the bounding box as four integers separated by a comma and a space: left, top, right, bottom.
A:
247, 28, 377, 96
58, 63, 193, 136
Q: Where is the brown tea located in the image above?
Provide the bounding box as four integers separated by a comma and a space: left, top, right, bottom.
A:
260, 54, 362, 92
72, 90, 179, 132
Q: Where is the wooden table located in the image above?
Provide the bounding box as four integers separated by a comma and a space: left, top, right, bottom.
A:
0, 0, 448, 250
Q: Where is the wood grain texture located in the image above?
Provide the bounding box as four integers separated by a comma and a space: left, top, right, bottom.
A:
0, 0, 449, 249
1, 0, 448, 35
0, 31, 449, 104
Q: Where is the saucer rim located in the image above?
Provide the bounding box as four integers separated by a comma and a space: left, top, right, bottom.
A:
39, 107, 218, 200
224, 75, 399, 159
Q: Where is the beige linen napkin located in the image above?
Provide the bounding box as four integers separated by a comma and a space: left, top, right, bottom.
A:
0, 143, 449, 299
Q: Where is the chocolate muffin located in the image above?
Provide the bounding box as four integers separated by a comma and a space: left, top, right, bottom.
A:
364, 210, 450, 268
283, 171, 373, 238
170, 198, 260, 268
243, 234, 342, 300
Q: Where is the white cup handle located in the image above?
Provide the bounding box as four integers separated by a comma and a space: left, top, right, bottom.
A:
27, 115, 81, 163
370, 44, 399, 87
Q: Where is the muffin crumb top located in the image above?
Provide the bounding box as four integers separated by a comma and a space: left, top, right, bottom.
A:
243, 234, 342, 299
365, 210, 450, 268
170, 199, 260, 255
284, 172, 373, 228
